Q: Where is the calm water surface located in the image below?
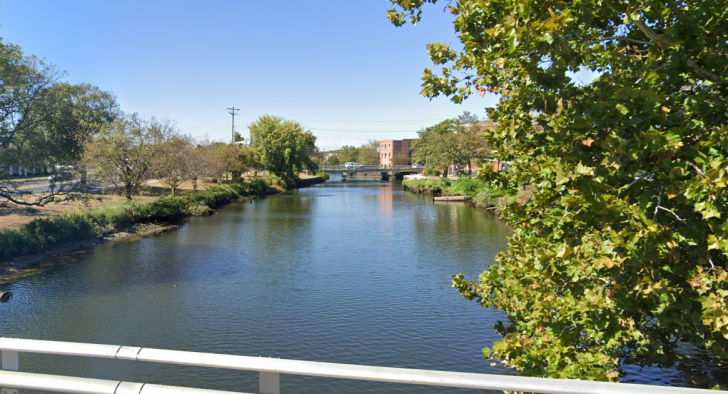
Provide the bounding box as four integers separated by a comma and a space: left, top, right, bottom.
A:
0, 177, 684, 392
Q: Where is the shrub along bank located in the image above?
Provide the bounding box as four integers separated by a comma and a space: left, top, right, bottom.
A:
0, 180, 278, 261
403, 177, 514, 211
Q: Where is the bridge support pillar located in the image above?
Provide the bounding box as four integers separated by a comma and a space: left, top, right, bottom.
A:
260, 371, 280, 394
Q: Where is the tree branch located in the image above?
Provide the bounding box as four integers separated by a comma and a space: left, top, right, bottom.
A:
653, 186, 664, 221
657, 206, 685, 223
588, 36, 652, 46
633, 19, 725, 84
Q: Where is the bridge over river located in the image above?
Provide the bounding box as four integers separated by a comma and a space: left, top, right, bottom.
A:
320, 165, 420, 180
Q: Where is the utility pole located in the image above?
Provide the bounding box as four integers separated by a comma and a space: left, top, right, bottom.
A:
226, 107, 240, 144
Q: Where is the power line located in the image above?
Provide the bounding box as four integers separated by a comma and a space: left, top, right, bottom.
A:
178, 126, 418, 133
290, 118, 441, 123
237, 115, 443, 123
310, 128, 417, 133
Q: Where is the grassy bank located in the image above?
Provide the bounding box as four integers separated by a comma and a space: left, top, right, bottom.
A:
0, 179, 279, 261
403, 177, 515, 211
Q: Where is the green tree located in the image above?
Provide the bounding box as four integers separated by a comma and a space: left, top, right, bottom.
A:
338, 145, 360, 163
358, 140, 381, 165
0, 39, 58, 148
413, 112, 491, 175
412, 119, 455, 169
0, 39, 119, 205
0, 39, 61, 205
248, 115, 317, 186
33, 83, 120, 191
391, 153, 410, 165
234, 131, 247, 143
35, 83, 119, 164
203, 142, 255, 183
391, 0, 728, 382
326, 154, 341, 165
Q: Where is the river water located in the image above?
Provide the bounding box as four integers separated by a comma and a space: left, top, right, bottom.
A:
0, 177, 686, 392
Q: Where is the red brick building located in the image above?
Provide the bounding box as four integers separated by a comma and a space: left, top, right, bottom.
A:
379, 139, 417, 166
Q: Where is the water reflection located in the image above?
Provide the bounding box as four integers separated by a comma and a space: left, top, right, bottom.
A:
0, 179, 518, 392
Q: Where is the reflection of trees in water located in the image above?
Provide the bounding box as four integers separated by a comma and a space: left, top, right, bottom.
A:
412, 201, 511, 271
248, 193, 315, 265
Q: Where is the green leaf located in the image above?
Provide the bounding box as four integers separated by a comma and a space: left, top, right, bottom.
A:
615, 103, 629, 115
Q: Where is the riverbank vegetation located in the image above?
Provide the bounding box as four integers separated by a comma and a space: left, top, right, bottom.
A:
403, 177, 515, 210
390, 0, 728, 385
0, 182, 277, 261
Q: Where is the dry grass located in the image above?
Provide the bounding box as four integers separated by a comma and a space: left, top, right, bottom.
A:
0, 195, 156, 231
0, 172, 299, 231
0, 177, 215, 231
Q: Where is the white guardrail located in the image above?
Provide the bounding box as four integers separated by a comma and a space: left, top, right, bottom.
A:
320, 165, 415, 171
0, 338, 723, 394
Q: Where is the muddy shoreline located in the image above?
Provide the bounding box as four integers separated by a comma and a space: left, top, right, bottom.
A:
0, 222, 180, 285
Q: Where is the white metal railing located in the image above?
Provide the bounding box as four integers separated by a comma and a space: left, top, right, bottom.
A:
0, 338, 722, 394
320, 165, 416, 171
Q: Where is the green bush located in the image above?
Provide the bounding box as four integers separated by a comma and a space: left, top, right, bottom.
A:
188, 204, 212, 216
245, 179, 269, 194
402, 178, 450, 193
447, 178, 483, 195
315, 170, 330, 180
0, 214, 96, 259
0, 178, 286, 261
403, 177, 511, 209
264, 174, 286, 188
0, 230, 31, 258
86, 204, 131, 230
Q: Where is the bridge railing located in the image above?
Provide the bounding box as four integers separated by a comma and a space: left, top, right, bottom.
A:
320, 165, 415, 171
0, 338, 719, 394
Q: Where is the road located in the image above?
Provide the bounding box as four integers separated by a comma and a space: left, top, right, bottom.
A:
1, 178, 109, 199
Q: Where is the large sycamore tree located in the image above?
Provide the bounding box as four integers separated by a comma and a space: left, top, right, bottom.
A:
389, 0, 728, 382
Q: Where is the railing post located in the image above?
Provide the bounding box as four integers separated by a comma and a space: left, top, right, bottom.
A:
259, 371, 280, 394
2, 350, 19, 394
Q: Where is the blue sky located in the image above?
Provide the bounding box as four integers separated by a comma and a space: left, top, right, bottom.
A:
0, 0, 499, 150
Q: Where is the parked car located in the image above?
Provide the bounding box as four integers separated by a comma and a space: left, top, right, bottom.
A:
411, 163, 424, 169
344, 162, 363, 168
